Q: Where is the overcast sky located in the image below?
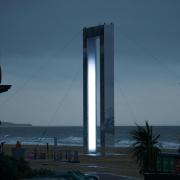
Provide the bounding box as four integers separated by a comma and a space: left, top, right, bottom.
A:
0, 0, 180, 126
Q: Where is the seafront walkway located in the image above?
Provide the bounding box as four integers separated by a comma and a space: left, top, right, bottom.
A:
23, 173, 140, 180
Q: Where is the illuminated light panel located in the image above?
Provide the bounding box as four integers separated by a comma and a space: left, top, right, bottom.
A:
87, 49, 96, 153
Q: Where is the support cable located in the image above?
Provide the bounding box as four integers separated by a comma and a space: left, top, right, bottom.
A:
114, 73, 138, 123
115, 25, 180, 84
0, 30, 81, 107
36, 63, 81, 146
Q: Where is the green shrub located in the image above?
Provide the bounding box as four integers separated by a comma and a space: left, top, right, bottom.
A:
130, 121, 161, 173
0, 155, 52, 179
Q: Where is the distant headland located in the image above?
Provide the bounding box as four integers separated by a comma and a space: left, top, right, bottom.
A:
0, 121, 32, 127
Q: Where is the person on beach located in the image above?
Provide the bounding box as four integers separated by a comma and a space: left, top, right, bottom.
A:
46, 143, 49, 159
15, 140, 21, 148
178, 146, 180, 153
0, 142, 5, 154
33, 146, 37, 160
0, 143, 2, 154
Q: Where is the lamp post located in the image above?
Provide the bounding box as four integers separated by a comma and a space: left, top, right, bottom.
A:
0, 65, 11, 154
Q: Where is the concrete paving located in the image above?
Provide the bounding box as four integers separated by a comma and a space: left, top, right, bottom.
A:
97, 173, 140, 180
23, 173, 140, 180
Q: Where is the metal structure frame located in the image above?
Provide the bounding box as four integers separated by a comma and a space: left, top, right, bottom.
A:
83, 23, 114, 154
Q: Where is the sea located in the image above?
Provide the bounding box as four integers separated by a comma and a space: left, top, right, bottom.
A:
0, 126, 180, 150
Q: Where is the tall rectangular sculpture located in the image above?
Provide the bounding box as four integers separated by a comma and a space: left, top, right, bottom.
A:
83, 24, 114, 154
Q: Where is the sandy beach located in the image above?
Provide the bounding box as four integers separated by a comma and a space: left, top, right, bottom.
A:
3, 144, 144, 179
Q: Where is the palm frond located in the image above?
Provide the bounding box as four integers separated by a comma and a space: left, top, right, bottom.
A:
130, 121, 161, 173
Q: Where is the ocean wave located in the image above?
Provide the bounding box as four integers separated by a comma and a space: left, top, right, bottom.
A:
115, 139, 180, 149
161, 141, 180, 149
115, 140, 135, 147
1, 136, 180, 149
58, 136, 82, 145
0, 136, 83, 146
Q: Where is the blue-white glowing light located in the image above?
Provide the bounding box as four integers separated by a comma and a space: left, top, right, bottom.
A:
87, 45, 96, 153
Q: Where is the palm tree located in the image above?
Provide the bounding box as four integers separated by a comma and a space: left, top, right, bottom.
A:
131, 121, 161, 173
